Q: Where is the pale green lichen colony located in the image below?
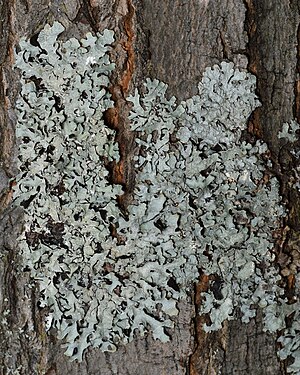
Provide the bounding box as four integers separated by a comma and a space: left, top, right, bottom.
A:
13, 22, 300, 372
276, 121, 300, 374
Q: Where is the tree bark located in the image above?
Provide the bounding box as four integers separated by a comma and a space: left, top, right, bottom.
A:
0, 0, 299, 374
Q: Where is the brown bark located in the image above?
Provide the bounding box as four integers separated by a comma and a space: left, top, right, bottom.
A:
0, 0, 299, 374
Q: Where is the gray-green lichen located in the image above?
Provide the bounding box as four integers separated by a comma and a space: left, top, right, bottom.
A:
14, 22, 123, 361
126, 64, 285, 332
279, 120, 300, 194
276, 295, 300, 374
14, 22, 293, 367
278, 120, 300, 143
276, 121, 300, 374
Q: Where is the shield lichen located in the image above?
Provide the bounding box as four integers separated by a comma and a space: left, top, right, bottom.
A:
275, 121, 300, 374
14, 22, 122, 361
126, 64, 285, 333
14, 22, 296, 369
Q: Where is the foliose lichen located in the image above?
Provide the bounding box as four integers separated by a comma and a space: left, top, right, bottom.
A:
276, 121, 300, 374
14, 22, 293, 366
278, 120, 300, 195
126, 64, 285, 332
14, 22, 123, 361
278, 120, 300, 143
276, 281, 300, 374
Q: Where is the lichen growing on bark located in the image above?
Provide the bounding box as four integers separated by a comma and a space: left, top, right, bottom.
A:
127, 64, 284, 333
14, 22, 296, 369
275, 121, 300, 374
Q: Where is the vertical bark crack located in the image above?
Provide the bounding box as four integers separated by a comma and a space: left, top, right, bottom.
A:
295, 20, 300, 123
188, 274, 219, 375
103, 0, 136, 211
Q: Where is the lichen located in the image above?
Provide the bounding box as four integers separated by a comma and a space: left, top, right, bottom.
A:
127, 64, 285, 333
276, 300, 300, 373
14, 22, 290, 366
14, 22, 122, 361
276, 121, 300, 374
278, 120, 300, 143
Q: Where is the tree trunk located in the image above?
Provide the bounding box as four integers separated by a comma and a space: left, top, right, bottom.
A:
0, 0, 299, 374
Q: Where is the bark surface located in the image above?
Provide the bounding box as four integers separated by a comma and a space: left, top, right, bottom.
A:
0, 1, 299, 374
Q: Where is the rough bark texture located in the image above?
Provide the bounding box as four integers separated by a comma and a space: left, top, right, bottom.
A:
0, 0, 299, 374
